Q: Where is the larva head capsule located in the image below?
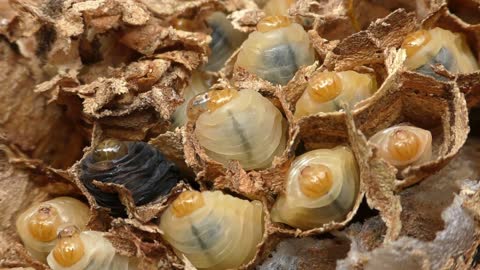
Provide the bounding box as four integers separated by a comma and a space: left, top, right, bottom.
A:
92, 139, 128, 163
27, 206, 61, 242
187, 88, 239, 121
171, 18, 200, 32
298, 164, 334, 199
263, 0, 295, 16
401, 29, 432, 58
369, 125, 432, 168
256, 16, 292, 32
294, 70, 376, 118
306, 72, 342, 103
171, 191, 205, 218
387, 129, 421, 162
52, 226, 85, 267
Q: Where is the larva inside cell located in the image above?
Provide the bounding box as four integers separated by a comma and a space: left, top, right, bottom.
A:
294, 70, 377, 118
368, 125, 433, 169
47, 226, 139, 270
159, 190, 264, 270
80, 139, 181, 216
235, 15, 316, 85
271, 146, 359, 230
188, 88, 287, 170
401, 27, 479, 80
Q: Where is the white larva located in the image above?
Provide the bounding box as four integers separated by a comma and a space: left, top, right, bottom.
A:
235, 16, 315, 85
47, 227, 138, 270
191, 88, 287, 170
271, 146, 359, 230
15, 197, 90, 262
159, 190, 264, 270
368, 125, 432, 168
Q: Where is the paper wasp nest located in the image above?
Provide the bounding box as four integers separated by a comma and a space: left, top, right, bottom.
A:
0, 0, 479, 269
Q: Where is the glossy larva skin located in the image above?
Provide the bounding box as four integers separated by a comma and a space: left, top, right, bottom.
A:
15, 197, 90, 262
404, 28, 479, 79
204, 12, 247, 72
271, 146, 359, 230
159, 191, 264, 270
194, 89, 287, 170
47, 231, 137, 270
294, 71, 376, 118
368, 125, 432, 168
235, 23, 315, 85
172, 72, 209, 127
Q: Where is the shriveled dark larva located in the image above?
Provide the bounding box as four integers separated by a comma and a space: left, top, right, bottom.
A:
80, 139, 181, 216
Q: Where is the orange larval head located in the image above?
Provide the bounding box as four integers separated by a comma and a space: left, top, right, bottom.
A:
298, 164, 334, 198
307, 72, 342, 103
257, 15, 292, 32
401, 29, 432, 58
387, 129, 421, 162
52, 226, 85, 267
171, 191, 205, 217
27, 206, 61, 242
187, 88, 239, 120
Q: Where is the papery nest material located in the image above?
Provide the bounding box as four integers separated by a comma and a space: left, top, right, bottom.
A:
1, 0, 480, 269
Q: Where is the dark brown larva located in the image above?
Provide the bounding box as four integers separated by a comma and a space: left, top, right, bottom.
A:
80, 139, 181, 216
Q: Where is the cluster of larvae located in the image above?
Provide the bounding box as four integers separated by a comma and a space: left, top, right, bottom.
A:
16, 197, 137, 269
15, 1, 480, 269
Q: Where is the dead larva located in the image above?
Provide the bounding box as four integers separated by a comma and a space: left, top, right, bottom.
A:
80, 139, 181, 216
